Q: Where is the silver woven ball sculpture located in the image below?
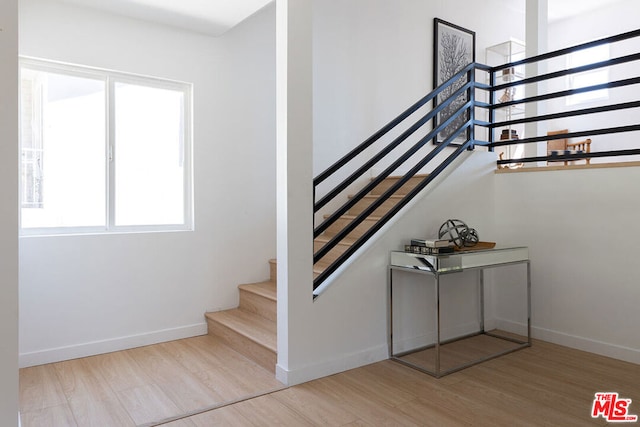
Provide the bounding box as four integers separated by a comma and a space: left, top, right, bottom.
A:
438, 219, 479, 248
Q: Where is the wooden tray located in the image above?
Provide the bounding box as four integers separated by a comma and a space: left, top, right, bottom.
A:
454, 241, 496, 252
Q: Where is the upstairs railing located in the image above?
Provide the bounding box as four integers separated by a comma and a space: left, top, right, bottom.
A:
313, 28, 640, 292
488, 29, 640, 166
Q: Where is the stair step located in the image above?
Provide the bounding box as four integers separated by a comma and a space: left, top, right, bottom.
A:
312, 175, 426, 280
239, 281, 277, 322
313, 239, 350, 265
322, 214, 381, 238
369, 174, 428, 196
206, 309, 277, 373
314, 234, 358, 246
347, 194, 403, 216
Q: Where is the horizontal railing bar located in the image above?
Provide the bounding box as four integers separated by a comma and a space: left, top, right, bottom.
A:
314, 100, 472, 249
497, 149, 640, 165
474, 82, 492, 91
474, 63, 493, 71
492, 52, 640, 92
474, 120, 492, 127
490, 76, 640, 110
474, 101, 491, 109
492, 28, 640, 73
491, 100, 640, 129
314, 63, 477, 187
314, 79, 474, 214
314, 132, 474, 289
489, 124, 640, 148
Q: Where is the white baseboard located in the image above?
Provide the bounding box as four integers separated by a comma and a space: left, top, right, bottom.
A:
495, 318, 640, 365
19, 322, 208, 368
277, 320, 489, 386
392, 321, 481, 354
276, 343, 388, 386
493, 318, 529, 337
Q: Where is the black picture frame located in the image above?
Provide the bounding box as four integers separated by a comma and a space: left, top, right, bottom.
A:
432, 18, 476, 145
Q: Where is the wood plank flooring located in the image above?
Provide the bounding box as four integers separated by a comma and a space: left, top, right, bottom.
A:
21, 336, 640, 426
19, 335, 284, 427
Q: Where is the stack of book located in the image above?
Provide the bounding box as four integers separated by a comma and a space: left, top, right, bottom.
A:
404, 238, 454, 255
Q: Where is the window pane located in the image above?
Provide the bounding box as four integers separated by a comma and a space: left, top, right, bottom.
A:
20, 69, 106, 228
114, 83, 185, 226
569, 45, 608, 68
567, 45, 609, 105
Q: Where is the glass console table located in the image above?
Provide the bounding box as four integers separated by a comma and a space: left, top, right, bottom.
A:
388, 246, 531, 378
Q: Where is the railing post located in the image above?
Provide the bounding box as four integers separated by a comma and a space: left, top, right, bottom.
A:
468, 68, 475, 150
488, 69, 495, 152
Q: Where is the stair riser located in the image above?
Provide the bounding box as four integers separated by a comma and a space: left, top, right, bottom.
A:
370, 176, 427, 196
206, 318, 276, 374
269, 259, 277, 283
239, 289, 277, 322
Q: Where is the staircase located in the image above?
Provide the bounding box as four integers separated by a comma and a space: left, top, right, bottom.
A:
205, 175, 428, 371
209, 28, 640, 373
205, 259, 277, 373
313, 174, 429, 280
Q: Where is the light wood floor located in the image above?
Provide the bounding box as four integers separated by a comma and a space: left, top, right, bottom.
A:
21, 336, 640, 426
19, 335, 284, 426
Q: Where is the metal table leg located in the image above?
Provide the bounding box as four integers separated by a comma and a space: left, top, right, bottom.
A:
435, 272, 441, 378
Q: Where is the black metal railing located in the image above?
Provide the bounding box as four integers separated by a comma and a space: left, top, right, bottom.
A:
486, 28, 640, 166
312, 28, 640, 293
313, 63, 492, 291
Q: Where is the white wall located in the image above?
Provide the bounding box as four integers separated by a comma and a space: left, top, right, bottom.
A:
282, 150, 497, 384
491, 3, 640, 364
312, 0, 525, 176
0, 0, 20, 423
276, 0, 524, 384
545, 0, 640, 162
18, 0, 276, 366
311, 0, 525, 223
495, 166, 640, 363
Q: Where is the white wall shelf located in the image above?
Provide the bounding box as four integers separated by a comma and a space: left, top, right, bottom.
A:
486, 39, 526, 166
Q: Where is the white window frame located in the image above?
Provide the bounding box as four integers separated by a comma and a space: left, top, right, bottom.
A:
19, 57, 194, 236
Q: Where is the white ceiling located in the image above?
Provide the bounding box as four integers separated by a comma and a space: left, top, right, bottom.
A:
57, 0, 628, 37
59, 0, 273, 36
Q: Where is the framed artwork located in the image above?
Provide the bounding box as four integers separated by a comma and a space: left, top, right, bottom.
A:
432, 18, 475, 145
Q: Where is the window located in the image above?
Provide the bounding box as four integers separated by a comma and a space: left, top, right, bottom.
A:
566, 44, 610, 105
19, 59, 192, 234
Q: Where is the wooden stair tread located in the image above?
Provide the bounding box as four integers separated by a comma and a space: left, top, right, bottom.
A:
314, 235, 357, 246
323, 214, 382, 221
349, 194, 403, 200
314, 256, 346, 271
382, 173, 429, 179
205, 309, 276, 353
239, 281, 276, 301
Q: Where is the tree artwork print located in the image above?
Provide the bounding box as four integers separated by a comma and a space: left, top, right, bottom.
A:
433, 19, 475, 145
